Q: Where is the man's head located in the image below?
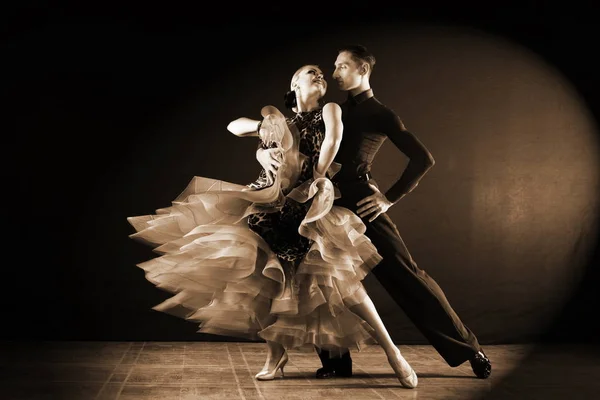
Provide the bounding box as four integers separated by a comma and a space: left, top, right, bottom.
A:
332, 44, 376, 93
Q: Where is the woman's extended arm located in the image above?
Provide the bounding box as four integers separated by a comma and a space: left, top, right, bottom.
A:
227, 117, 261, 137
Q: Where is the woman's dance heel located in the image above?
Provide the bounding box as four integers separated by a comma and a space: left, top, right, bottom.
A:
387, 349, 418, 389
255, 351, 289, 381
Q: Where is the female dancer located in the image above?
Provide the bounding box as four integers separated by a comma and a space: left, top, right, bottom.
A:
128, 64, 418, 388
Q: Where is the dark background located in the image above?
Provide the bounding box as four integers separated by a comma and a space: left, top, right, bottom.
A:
3, 1, 599, 352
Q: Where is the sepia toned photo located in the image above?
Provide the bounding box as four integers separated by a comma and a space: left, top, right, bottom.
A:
4, 3, 599, 399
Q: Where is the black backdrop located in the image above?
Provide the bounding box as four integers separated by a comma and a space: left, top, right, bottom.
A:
4, 2, 599, 350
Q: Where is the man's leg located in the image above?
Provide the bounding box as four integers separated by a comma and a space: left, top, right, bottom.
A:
365, 212, 491, 377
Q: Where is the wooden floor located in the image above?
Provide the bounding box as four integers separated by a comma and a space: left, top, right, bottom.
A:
1, 341, 598, 399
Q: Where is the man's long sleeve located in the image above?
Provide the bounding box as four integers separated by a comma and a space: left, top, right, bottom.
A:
381, 113, 435, 203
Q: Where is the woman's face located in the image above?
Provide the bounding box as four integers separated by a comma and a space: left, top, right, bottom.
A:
292, 65, 327, 98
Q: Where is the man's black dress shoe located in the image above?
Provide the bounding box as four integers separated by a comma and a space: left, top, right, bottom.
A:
315, 365, 353, 379
470, 350, 492, 379
316, 351, 353, 379
315, 354, 353, 379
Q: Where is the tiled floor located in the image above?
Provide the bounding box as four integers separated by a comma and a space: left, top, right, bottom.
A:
1, 341, 598, 399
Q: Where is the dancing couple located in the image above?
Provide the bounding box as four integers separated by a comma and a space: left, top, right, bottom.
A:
127, 44, 491, 389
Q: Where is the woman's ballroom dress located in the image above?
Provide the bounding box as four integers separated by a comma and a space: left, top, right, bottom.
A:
127, 106, 383, 355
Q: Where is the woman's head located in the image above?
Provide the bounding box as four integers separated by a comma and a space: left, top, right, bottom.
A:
284, 65, 327, 110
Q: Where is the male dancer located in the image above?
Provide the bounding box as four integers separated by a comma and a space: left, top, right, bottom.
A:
313, 44, 492, 380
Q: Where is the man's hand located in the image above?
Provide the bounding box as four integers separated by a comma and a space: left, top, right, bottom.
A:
256, 147, 283, 181
356, 183, 393, 222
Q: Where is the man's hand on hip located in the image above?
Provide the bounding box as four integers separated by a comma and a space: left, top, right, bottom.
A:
356, 183, 393, 222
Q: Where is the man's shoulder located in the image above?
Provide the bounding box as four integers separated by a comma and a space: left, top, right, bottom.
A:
369, 97, 399, 118
366, 97, 408, 131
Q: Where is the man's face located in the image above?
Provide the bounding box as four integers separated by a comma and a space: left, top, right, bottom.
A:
332, 51, 363, 91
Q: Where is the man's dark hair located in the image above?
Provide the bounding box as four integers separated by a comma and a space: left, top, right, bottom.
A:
338, 44, 376, 73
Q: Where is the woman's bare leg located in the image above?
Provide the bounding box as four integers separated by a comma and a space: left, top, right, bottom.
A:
348, 294, 418, 388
